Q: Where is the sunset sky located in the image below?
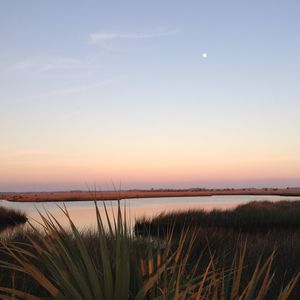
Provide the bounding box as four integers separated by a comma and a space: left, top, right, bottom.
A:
1, 1, 300, 191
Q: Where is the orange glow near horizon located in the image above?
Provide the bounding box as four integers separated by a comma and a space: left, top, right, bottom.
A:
1, 134, 300, 190
1, 151, 300, 190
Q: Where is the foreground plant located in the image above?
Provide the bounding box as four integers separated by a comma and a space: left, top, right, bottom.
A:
0, 202, 299, 299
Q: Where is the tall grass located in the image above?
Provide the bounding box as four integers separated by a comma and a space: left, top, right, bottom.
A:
135, 201, 300, 299
135, 201, 300, 235
0, 201, 299, 299
0, 206, 27, 231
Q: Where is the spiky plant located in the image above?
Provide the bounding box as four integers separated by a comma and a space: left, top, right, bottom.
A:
0, 201, 298, 299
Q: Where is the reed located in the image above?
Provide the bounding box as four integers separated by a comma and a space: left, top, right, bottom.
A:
0, 201, 299, 299
135, 201, 300, 235
0, 206, 27, 231
135, 200, 300, 299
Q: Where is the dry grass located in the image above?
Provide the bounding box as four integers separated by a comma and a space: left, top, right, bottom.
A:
2, 188, 300, 202
0, 201, 299, 299
135, 201, 300, 299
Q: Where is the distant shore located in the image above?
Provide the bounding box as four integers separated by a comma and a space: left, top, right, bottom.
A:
1, 187, 300, 202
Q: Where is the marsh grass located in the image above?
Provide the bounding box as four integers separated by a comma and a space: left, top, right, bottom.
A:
135, 201, 300, 299
134, 201, 300, 235
0, 201, 299, 299
0, 207, 27, 231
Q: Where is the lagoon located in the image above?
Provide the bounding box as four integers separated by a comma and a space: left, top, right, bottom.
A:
1, 195, 300, 231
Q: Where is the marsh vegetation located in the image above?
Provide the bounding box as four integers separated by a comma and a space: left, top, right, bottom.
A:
135, 201, 300, 299
0, 201, 299, 299
0, 206, 27, 231
135, 200, 300, 234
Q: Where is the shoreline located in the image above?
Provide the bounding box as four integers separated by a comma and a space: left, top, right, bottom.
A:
1, 188, 300, 202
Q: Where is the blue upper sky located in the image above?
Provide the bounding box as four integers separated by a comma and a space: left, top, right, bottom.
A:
1, 1, 300, 191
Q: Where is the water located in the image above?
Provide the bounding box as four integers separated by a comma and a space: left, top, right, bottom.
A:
1, 195, 300, 232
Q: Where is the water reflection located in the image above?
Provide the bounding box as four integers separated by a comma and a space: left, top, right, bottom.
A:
1, 195, 299, 231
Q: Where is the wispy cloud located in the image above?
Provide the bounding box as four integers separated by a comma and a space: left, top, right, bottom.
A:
89, 29, 177, 44
6, 56, 97, 74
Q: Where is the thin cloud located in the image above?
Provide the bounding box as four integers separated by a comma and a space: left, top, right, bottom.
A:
6, 56, 97, 74
89, 29, 177, 44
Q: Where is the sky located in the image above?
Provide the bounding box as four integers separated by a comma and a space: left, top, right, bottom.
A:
1, 0, 300, 192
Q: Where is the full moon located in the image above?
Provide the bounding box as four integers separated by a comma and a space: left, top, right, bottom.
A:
202, 53, 208, 58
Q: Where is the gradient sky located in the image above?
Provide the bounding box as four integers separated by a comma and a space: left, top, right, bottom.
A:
1, 1, 300, 192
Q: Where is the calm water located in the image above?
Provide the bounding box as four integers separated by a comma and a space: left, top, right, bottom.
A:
1, 195, 300, 232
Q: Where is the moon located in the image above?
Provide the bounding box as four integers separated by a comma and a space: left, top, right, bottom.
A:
202, 53, 208, 58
